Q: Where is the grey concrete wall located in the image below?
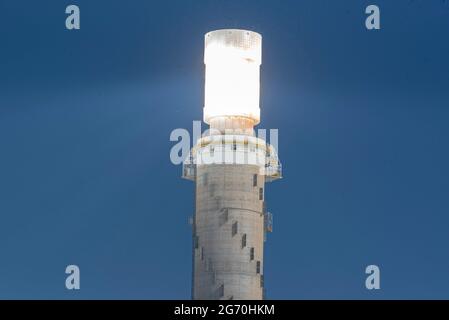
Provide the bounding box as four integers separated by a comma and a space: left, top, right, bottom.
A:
193, 164, 265, 300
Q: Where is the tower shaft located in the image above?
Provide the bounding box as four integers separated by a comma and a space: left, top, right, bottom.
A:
193, 164, 265, 299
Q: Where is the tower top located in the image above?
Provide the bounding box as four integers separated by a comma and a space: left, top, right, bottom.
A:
203, 29, 262, 126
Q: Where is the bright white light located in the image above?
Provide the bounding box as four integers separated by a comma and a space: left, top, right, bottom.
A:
204, 29, 262, 124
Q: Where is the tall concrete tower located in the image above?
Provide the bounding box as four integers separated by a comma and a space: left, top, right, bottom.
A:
183, 29, 281, 300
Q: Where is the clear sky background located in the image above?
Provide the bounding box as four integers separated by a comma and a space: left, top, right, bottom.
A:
0, 0, 448, 299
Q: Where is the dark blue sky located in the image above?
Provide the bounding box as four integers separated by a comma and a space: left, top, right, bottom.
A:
1, 0, 448, 299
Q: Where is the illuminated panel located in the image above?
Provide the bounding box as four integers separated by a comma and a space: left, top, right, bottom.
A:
204, 29, 262, 124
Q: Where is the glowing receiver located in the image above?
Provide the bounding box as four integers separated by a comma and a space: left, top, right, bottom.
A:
204, 29, 262, 125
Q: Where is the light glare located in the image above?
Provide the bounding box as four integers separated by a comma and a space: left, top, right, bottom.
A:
203, 30, 262, 124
